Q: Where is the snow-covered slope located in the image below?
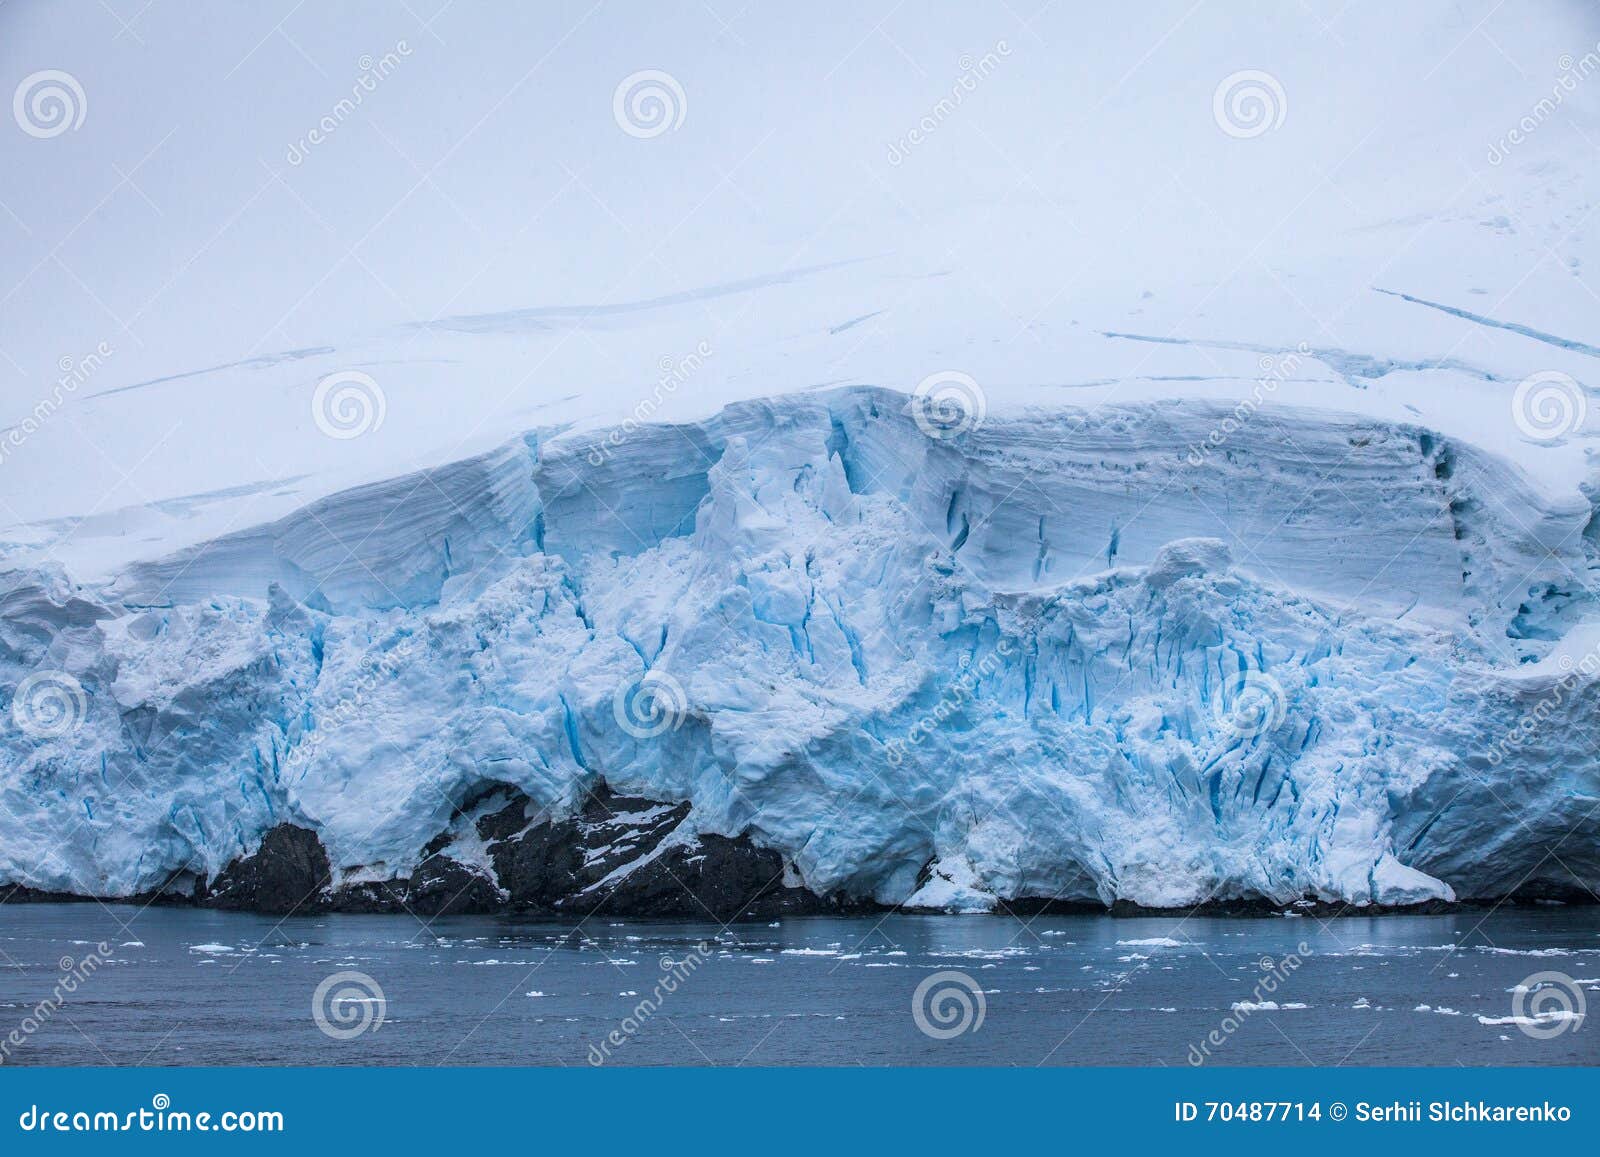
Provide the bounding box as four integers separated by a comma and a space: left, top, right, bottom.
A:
2, 2, 1598, 909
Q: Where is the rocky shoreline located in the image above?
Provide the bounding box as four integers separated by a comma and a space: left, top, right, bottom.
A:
1, 785, 865, 922
1, 783, 1589, 921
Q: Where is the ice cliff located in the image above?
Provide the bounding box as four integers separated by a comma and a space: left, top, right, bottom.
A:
3, 387, 1597, 910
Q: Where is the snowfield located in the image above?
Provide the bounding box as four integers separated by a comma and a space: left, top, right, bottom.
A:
1, 2, 1597, 908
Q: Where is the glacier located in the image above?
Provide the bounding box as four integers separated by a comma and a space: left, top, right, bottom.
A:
3, 387, 1597, 910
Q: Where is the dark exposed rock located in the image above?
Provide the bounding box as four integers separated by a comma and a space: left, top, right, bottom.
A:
477, 786, 689, 910
401, 853, 504, 915
321, 855, 502, 916
0, 879, 200, 908
183, 782, 854, 919
204, 823, 331, 915
1503, 879, 1597, 905
323, 878, 408, 914
478, 784, 855, 920
999, 894, 1466, 918
0, 883, 94, 905
588, 830, 848, 920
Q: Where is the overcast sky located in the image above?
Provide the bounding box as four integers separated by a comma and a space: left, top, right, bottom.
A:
2, 0, 1596, 462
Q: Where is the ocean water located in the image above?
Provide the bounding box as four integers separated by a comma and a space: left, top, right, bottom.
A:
0, 904, 1593, 1066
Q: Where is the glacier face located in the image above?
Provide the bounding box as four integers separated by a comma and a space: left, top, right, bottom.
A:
3, 387, 1597, 910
